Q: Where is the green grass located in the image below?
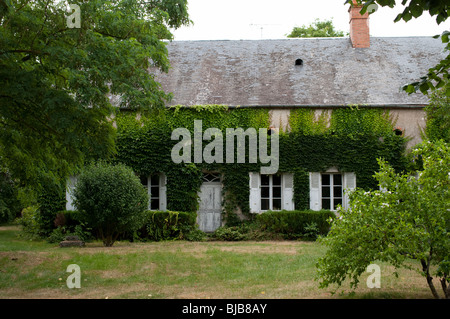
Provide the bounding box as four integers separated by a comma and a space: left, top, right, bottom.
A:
0, 225, 434, 299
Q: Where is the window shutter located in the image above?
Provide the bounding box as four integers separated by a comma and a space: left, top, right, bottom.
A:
159, 173, 167, 211
309, 172, 320, 211
343, 172, 356, 209
283, 173, 295, 210
249, 172, 260, 213
65, 176, 78, 211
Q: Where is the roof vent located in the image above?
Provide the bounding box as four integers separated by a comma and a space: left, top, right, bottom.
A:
295, 59, 303, 66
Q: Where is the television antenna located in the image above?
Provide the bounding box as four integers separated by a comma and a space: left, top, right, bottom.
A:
249, 23, 281, 39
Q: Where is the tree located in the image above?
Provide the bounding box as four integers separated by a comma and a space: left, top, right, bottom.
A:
0, 0, 190, 190
73, 162, 149, 247
424, 85, 450, 143
316, 140, 450, 299
345, 0, 450, 96
287, 19, 345, 38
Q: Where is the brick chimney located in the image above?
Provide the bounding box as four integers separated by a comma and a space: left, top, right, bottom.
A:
349, 0, 370, 48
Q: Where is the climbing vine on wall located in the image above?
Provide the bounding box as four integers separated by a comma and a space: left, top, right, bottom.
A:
114, 105, 407, 222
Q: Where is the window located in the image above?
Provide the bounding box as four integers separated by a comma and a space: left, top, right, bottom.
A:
202, 173, 221, 183
260, 174, 282, 211
310, 171, 355, 211
321, 173, 343, 210
140, 173, 166, 211
249, 172, 294, 213
149, 174, 161, 210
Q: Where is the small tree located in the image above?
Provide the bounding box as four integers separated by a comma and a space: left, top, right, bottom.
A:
316, 140, 450, 299
73, 162, 149, 247
425, 86, 450, 143
287, 19, 345, 38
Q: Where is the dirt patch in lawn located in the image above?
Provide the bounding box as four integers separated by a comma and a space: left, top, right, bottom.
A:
73, 240, 308, 256
209, 241, 304, 255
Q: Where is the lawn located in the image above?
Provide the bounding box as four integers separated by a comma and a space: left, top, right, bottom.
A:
0, 225, 434, 299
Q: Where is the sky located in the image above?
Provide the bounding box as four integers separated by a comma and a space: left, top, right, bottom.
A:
172, 0, 449, 41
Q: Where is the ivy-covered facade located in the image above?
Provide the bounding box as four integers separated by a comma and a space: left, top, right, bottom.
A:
71, 105, 407, 232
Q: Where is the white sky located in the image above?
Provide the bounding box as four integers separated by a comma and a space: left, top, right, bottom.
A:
172, 0, 449, 41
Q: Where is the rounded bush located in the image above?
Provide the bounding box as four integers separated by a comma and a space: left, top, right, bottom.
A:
73, 162, 149, 246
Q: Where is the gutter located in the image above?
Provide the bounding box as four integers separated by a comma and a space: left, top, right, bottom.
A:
172, 104, 428, 109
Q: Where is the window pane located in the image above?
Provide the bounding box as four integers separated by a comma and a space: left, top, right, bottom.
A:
151, 174, 160, 186
210, 174, 220, 182
334, 198, 342, 210
203, 173, 221, 182
322, 174, 330, 185
151, 186, 159, 198
321, 186, 330, 198
272, 174, 281, 186
333, 174, 342, 186
261, 186, 270, 198
272, 199, 281, 211
261, 199, 269, 210
322, 199, 330, 210
140, 176, 148, 187
273, 186, 281, 198
261, 174, 270, 186
333, 186, 342, 198
150, 198, 160, 210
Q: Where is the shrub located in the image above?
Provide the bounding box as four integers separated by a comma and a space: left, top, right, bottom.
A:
48, 210, 92, 243
179, 225, 207, 242
140, 210, 198, 241
54, 210, 84, 229
213, 226, 246, 241
36, 182, 66, 235
16, 206, 41, 239
0, 171, 22, 224
255, 209, 334, 239
73, 162, 149, 247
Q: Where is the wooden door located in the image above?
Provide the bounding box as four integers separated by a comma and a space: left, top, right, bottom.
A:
197, 173, 222, 232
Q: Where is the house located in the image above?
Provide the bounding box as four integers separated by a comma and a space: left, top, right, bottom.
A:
66, 2, 447, 232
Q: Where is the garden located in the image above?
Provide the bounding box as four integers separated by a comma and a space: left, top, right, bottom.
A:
0, 102, 449, 299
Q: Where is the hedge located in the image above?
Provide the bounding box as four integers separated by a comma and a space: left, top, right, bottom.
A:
53, 209, 202, 242
255, 209, 335, 239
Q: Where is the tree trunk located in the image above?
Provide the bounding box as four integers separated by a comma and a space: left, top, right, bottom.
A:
441, 277, 449, 299
421, 259, 440, 299
102, 231, 119, 247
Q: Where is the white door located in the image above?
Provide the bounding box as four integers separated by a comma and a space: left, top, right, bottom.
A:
197, 173, 222, 232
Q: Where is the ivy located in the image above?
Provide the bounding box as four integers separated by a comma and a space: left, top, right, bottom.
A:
114, 105, 408, 220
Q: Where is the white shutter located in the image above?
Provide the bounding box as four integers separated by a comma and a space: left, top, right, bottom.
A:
343, 172, 356, 210
159, 173, 167, 211
65, 176, 78, 211
249, 172, 260, 213
283, 173, 295, 210
309, 172, 320, 211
